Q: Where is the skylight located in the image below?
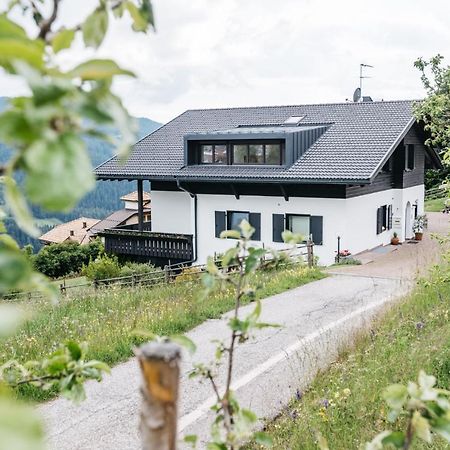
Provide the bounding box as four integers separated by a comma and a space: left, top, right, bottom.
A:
283, 115, 305, 126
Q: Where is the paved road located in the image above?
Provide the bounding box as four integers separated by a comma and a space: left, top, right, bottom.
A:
39, 212, 449, 449
39, 274, 412, 449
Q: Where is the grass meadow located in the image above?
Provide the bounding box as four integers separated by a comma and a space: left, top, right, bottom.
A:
1, 263, 324, 402
425, 197, 446, 212
257, 256, 450, 449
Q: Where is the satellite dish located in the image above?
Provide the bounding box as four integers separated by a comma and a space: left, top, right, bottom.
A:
353, 87, 361, 103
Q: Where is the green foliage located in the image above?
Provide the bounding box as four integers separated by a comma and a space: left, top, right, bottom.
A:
32, 240, 104, 279
366, 371, 450, 449
414, 55, 450, 164
0, 2, 154, 447
118, 261, 160, 278
81, 254, 121, 281
0, 341, 109, 404
332, 257, 362, 266
175, 266, 202, 283
425, 167, 450, 190
0, 396, 45, 450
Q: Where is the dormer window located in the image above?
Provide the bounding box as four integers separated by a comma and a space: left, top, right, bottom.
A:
200, 144, 227, 164
232, 142, 282, 165
185, 124, 327, 167
197, 140, 284, 165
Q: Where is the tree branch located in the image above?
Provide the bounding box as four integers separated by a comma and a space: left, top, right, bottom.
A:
11, 374, 56, 387
206, 371, 222, 405
29, 0, 44, 27
37, 0, 60, 41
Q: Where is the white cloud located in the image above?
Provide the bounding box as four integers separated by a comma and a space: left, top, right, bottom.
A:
0, 0, 449, 122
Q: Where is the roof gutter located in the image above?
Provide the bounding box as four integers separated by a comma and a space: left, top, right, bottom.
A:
175, 178, 198, 263
95, 173, 373, 185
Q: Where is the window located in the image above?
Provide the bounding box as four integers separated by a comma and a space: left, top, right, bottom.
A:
286, 215, 310, 240
233, 145, 247, 164
232, 142, 282, 165
198, 141, 283, 165
272, 214, 323, 245
201, 144, 213, 163
215, 211, 261, 240
405, 144, 415, 170
376, 204, 393, 234
200, 144, 227, 164
227, 211, 250, 232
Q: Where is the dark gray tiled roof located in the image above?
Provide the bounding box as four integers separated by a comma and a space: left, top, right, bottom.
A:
95, 100, 417, 183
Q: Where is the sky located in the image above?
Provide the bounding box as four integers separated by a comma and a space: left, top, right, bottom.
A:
1, 0, 450, 123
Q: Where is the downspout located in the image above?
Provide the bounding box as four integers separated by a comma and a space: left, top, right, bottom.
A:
176, 178, 198, 263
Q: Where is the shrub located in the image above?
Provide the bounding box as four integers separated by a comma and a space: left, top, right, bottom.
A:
32, 239, 104, 279
333, 257, 362, 266
81, 254, 120, 281
261, 250, 292, 271
175, 266, 202, 283
119, 262, 158, 277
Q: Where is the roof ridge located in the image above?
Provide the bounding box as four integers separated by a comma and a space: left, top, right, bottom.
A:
185, 99, 420, 113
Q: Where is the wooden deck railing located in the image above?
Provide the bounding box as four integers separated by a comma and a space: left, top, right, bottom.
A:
99, 228, 194, 261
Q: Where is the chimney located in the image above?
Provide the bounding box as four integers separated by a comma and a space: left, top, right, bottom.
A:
82, 221, 87, 229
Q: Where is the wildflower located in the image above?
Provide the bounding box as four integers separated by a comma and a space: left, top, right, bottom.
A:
416, 321, 425, 330
343, 388, 351, 397
295, 389, 303, 401
321, 399, 330, 408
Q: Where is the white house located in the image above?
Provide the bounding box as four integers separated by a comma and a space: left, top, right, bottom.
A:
95, 100, 441, 266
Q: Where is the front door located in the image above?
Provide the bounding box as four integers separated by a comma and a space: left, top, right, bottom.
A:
405, 202, 412, 239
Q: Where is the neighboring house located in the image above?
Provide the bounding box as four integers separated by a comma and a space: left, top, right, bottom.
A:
94, 100, 442, 266
39, 217, 100, 245
90, 191, 151, 235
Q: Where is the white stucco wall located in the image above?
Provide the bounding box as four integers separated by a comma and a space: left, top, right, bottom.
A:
150, 184, 425, 266
341, 184, 424, 256
151, 191, 193, 234
195, 194, 346, 266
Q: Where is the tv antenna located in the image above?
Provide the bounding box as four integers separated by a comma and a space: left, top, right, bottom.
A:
359, 63, 374, 98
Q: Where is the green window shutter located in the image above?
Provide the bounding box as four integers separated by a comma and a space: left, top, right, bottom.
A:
249, 212, 261, 241
310, 216, 323, 245
215, 211, 226, 238
272, 214, 285, 242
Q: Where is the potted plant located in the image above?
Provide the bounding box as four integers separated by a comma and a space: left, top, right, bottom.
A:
412, 214, 426, 241
391, 232, 400, 245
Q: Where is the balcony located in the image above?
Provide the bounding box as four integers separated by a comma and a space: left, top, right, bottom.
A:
98, 227, 194, 264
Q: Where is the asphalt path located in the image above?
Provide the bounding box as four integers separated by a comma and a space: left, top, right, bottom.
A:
39, 274, 412, 449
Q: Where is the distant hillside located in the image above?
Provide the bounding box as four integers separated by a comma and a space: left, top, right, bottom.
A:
0, 97, 160, 249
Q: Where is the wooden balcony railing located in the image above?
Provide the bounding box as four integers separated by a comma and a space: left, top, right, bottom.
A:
99, 228, 193, 262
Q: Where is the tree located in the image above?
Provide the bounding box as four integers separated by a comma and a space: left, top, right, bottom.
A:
0, 1, 154, 448
414, 55, 450, 165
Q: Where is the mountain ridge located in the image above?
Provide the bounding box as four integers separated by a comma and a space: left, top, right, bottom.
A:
0, 97, 161, 249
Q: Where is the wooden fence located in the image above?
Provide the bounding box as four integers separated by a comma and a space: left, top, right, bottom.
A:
425, 186, 448, 200
1, 242, 314, 302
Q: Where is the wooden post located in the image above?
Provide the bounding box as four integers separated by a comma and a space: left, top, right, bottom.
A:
307, 240, 314, 268
164, 265, 170, 284
136, 341, 181, 450
137, 179, 144, 232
